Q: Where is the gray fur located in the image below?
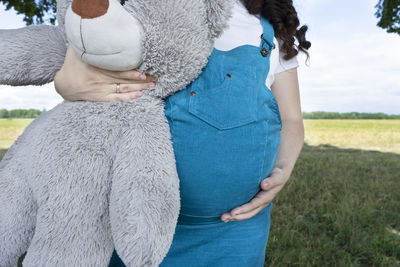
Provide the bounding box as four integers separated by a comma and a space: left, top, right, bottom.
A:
0, 25, 67, 86
204, 0, 235, 39
0, 0, 232, 266
0, 0, 74, 86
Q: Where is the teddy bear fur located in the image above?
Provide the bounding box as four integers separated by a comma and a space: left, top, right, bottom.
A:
0, 0, 233, 266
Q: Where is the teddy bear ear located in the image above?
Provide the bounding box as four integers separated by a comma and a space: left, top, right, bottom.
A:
56, 0, 73, 30
204, 0, 234, 39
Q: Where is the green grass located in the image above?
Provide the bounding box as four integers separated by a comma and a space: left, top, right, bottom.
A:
266, 145, 400, 266
0, 149, 6, 160
304, 120, 400, 154
1, 119, 399, 266
0, 119, 32, 149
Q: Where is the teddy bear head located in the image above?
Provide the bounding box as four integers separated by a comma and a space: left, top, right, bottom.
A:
57, 0, 233, 98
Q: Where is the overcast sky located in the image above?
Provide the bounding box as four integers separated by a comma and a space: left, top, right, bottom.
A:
0, 0, 399, 114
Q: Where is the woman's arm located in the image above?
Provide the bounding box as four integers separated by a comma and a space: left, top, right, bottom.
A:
54, 46, 156, 102
268, 68, 305, 182
221, 68, 304, 222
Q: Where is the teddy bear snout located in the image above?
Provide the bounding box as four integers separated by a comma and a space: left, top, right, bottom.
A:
71, 0, 109, 19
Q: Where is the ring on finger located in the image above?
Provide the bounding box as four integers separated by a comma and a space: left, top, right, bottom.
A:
116, 83, 121, 94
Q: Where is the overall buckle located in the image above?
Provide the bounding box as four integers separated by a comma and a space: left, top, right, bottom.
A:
260, 34, 276, 57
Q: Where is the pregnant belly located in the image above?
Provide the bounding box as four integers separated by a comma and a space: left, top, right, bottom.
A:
171, 120, 278, 222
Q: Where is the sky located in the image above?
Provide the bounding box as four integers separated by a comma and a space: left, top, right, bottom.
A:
0, 0, 399, 114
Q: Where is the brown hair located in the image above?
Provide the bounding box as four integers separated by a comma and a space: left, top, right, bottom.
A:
243, 0, 311, 60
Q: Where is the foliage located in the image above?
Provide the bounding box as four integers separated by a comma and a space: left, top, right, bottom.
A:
1, 0, 400, 34
375, 0, 400, 34
0, 108, 45, 118
302, 111, 400, 119
0, 0, 57, 25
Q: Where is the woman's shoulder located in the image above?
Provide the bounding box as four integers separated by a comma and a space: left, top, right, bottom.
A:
273, 37, 299, 74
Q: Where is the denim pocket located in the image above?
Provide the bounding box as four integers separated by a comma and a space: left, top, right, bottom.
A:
264, 88, 282, 129
188, 66, 258, 130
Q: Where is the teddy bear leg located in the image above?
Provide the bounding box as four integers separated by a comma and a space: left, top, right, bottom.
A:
0, 158, 37, 267
109, 124, 180, 267
20, 152, 115, 267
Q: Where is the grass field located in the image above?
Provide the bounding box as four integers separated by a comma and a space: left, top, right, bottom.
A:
0, 118, 399, 266
304, 120, 400, 154
266, 145, 400, 266
0, 119, 32, 150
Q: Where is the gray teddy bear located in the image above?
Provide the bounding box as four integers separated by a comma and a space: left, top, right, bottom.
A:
0, 0, 232, 266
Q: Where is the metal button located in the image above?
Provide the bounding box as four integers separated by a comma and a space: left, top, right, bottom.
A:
226, 73, 232, 78
261, 48, 269, 57
190, 91, 196, 96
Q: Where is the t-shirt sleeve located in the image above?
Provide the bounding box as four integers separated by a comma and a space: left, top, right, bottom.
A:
275, 41, 299, 74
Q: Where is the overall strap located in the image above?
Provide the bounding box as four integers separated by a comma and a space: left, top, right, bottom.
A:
259, 16, 275, 58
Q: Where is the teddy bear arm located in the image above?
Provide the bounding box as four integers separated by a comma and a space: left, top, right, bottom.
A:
108, 119, 180, 266
0, 113, 56, 266
0, 25, 67, 86
0, 157, 36, 267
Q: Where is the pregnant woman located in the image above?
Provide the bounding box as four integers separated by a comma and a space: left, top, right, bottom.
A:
54, 0, 310, 265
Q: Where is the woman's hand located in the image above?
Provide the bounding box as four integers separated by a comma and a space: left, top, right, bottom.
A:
221, 68, 304, 223
220, 167, 289, 222
54, 45, 157, 102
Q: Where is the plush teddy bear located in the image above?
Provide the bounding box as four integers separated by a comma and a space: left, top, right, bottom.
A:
0, 0, 232, 266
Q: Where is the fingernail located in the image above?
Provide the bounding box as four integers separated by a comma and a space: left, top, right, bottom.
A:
136, 92, 142, 97
151, 77, 158, 83
221, 215, 230, 220
263, 182, 269, 187
139, 73, 146, 80
148, 83, 156, 89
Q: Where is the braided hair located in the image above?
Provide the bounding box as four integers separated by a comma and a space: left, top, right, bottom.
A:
243, 0, 311, 60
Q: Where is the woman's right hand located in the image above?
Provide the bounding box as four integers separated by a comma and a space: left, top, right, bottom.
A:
54, 45, 157, 102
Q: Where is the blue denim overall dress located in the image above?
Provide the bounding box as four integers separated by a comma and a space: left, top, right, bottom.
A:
109, 17, 282, 267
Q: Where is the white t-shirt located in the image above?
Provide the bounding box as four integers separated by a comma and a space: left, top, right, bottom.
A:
214, 0, 299, 88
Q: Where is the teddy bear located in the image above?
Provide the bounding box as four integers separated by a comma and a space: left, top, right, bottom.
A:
0, 0, 232, 266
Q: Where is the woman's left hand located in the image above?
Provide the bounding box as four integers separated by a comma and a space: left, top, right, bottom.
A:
220, 167, 290, 222
220, 68, 304, 222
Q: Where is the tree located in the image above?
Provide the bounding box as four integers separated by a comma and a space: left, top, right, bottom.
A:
375, 0, 400, 34
1, 0, 399, 34
0, 109, 9, 118
0, 0, 57, 25
0, 109, 43, 118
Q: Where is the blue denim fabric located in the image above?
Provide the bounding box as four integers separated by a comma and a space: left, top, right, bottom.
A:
109, 17, 281, 267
